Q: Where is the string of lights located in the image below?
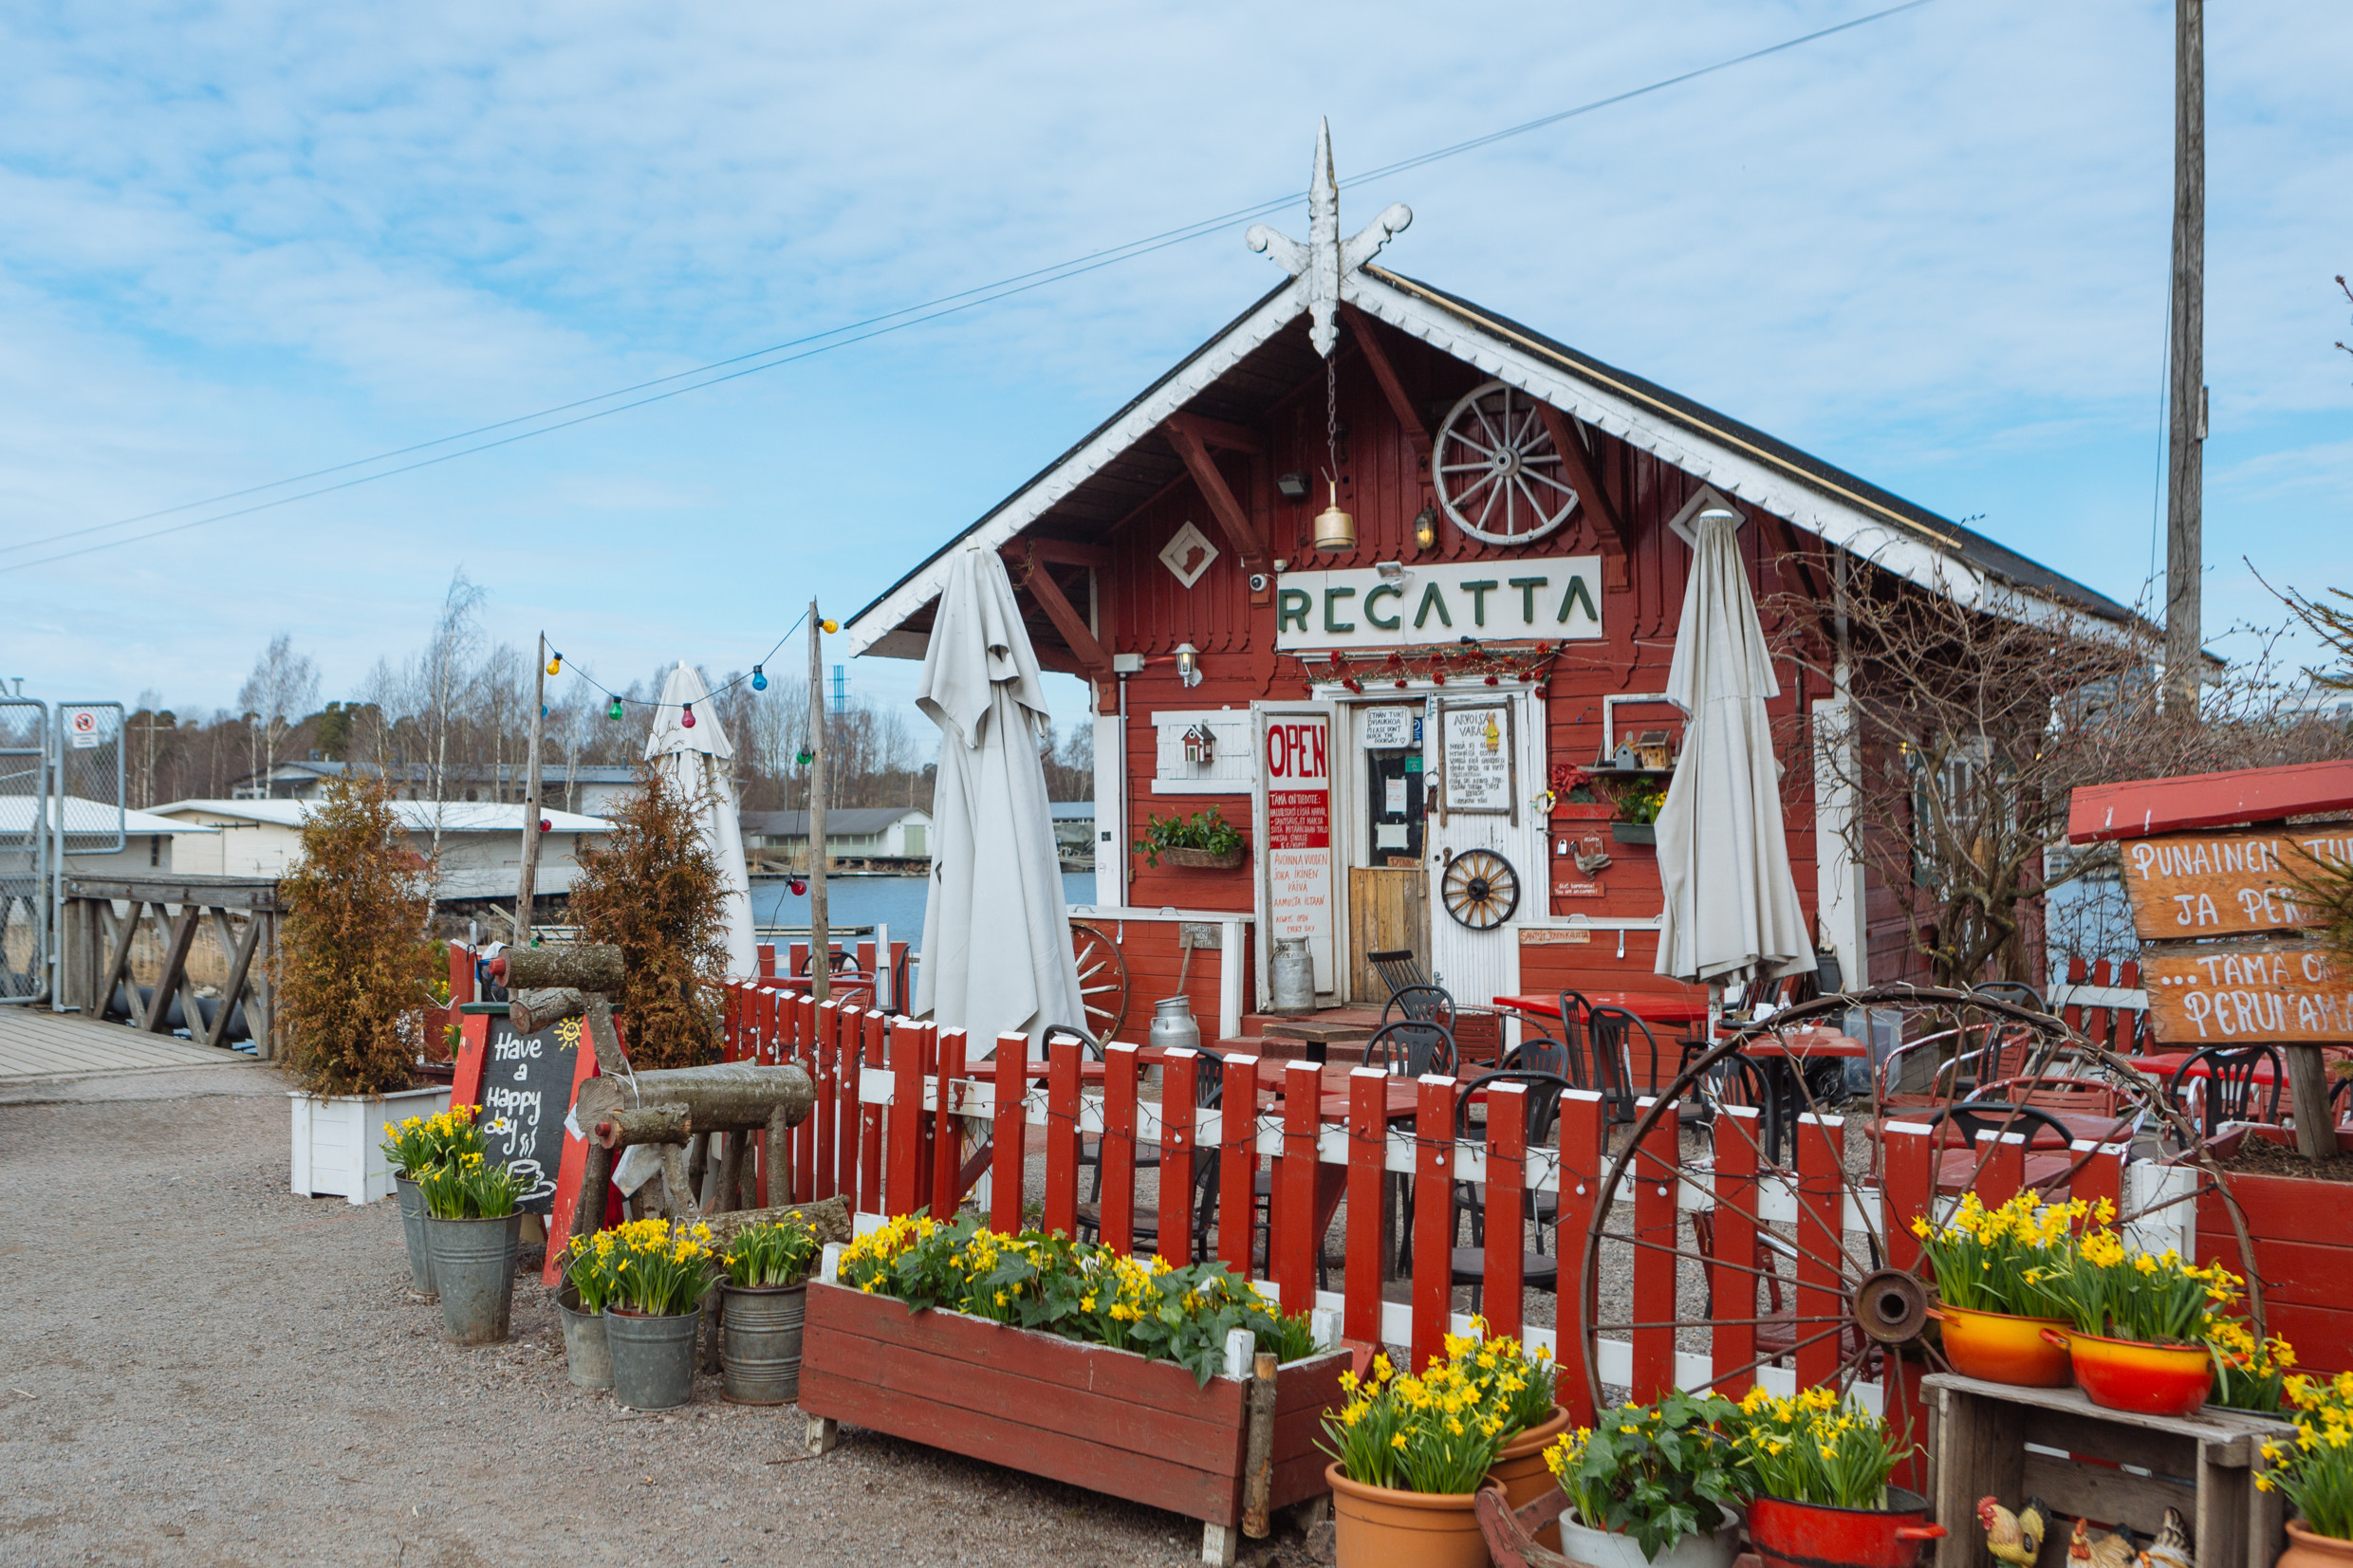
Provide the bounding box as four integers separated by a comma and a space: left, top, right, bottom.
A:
539, 606, 839, 723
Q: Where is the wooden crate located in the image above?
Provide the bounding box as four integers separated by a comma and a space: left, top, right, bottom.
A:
1925, 1373, 2289, 1568
799, 1282, 1346, 1543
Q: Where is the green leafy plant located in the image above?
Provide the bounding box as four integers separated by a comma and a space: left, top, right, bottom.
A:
417, 1152, 523, 1220
379, 1103, 485, 1177
1545, 1390, 1751, 1560
2061, 1227, 2241, 1345
2209, 1317, 2297, 1413
837, 1212, 1316, 1385
1908, 1190, 2088, 1319
1616, 779, 1667, 826
275, 773, 437, 1097
1132, 805, 1244, 868
2256, 1371, 2353, 1540
1731, 1385, 1908, 1510
723, 1214, 819, 1288
568, 760, 730, 1070
607, 1217, 719, 1317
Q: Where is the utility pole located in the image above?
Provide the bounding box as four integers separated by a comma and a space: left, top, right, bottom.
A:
806, 601, 829, 1004
2163, 0, 2206, 710
515, 634, 548, 945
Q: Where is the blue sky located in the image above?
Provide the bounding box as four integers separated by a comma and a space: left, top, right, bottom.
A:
1, 0, 2347, 732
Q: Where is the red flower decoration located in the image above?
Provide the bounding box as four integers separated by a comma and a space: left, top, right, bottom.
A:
1484, 673, 1499, 686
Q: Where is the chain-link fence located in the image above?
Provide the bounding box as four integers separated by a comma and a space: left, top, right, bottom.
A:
0, 700, 48, 1002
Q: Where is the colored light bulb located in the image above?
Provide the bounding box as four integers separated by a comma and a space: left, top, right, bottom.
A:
751, 665, 768, 692
821, 618, 838, 634
681, 704, 695, 729
606, 697, 623, 721
547, 653, 562, 676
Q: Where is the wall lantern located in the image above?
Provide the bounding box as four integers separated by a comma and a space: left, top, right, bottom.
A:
1276, 471, 1311, 502
1174, 641, 1202, 688
1182, 723, 1216, 766
1413, 505, 1439, 551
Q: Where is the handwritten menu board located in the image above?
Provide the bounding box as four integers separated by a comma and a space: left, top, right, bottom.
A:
1440, 705, 1512, 814
457, 1005, 582, 1213
2122, 825, 2353, 937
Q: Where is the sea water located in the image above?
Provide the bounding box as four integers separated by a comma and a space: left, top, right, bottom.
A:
748, 871, 1097, 950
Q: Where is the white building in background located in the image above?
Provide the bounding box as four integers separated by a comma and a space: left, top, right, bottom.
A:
147, 800, 611, 900
233, 759, 642, 817
740, 808, 932, 863
0, 796, 222, 877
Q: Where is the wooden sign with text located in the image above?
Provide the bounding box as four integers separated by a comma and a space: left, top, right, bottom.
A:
2142, 938, 2353, 1045
2122, 825, 2353, 940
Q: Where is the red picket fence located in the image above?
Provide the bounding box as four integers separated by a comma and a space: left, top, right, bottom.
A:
2052, 955, 2152, 1057
716, 981, 2133, 1487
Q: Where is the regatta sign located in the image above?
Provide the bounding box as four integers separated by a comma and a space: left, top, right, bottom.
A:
1272, 557, 1603, 651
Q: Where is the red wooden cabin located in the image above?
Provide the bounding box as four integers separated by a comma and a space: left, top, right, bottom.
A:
843, 138, 2141, 1047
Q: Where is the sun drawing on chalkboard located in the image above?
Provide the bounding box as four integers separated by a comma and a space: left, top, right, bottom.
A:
555, 1017, 581, 1048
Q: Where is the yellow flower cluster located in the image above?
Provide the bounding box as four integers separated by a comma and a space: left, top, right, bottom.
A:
1910, 1190, 2100, 1317
1732, 1384, 1904, 1509
2255, 1372, 2353, 1538
571, 1217, 717, 1317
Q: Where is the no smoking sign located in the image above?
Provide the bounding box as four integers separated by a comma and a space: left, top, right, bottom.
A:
65, 708, 104, 748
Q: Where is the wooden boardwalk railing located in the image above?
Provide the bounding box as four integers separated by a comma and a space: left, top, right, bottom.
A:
60, 876, 281, 1058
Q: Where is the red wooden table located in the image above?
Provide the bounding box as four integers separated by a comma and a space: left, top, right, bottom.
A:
1493, 990, 1712, 1024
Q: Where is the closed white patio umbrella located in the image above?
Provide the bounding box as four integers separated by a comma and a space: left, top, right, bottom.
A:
645, 661, 759, 981
1654, 508, 1816, 993
915, 547, 1084, 1053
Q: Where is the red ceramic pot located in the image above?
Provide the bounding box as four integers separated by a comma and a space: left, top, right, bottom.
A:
1747, 1489, 1945, 1568
2040, 1327, 2211, 1417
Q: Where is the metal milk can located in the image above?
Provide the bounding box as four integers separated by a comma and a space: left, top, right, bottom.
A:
1269, 938, 1317, 1013
1148, 995, 1201, 1053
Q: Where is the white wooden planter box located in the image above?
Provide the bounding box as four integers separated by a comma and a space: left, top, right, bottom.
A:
290, 1085, 451, 1205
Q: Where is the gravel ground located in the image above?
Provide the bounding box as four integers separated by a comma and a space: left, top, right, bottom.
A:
0, 1064, 1323, 1568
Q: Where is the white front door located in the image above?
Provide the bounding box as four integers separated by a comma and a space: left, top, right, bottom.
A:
1423, 692, 1544, 1016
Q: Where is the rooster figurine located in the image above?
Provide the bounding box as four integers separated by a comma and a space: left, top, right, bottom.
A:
2068, 1514, 2140, 1568
2139, 1509, 2192, 1568
1980, 1496, 2050, 1568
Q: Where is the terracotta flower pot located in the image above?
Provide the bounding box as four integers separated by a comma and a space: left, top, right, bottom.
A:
1326, 1463, 1489, 1568
1931, 1304, 2073, 1387
2040, 1327, 2211, 1417
1485, 1405, 1573, 1549
2283, 1520, 2353, 1568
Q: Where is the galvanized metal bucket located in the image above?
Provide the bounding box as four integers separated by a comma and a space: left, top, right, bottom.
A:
719, 1282, 807, 1405
605, 1309, 700, 1411
392, 1174, 435, 1297
423, 1212, 522, 1345
556, 1285, 612, 1390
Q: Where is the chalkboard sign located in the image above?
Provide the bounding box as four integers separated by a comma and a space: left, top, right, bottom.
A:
454, 1003, 582, 1214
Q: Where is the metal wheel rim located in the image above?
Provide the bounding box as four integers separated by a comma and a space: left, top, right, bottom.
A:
1574, 984, 2259, 1444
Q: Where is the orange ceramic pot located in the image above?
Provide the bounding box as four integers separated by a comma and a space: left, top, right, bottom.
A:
1327, 1464, 1490, 1568
2040, 1327, 2211, 1416
1486, 1406, 1573, 1550
1931, 1305, 2074, 1387
2282, 1520, 2353, 1568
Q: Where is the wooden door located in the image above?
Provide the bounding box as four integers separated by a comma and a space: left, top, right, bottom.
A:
1349, 866, 1428, 1000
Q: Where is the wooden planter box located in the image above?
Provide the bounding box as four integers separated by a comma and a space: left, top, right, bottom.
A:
2198, 1125, 2353, 1374
800, 1282, 1346, 1535
1550, 802, 1617, 822
1610, 822, 1657, 845
289, 1084, 451, 1204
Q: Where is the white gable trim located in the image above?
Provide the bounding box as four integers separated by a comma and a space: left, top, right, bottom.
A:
845, 279, 1305, 656
1339, 270, 1985, 611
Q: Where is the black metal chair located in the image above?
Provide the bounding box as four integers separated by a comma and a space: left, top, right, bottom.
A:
1447, 1070, 1577, 1311
1583, 1005, 1662, 1124
1696, 1051, 1788, 1165
1367, 949, 1431, 1001
1363, 1017, 1458, 1079
1382, 984, 1457, 1033
1970, 979, 2050, 1013
1077, 1044, 1237, 1260
2167, 1045, 2284, 1140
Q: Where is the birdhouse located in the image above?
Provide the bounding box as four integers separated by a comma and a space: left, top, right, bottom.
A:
1182, 723, 1216, 766
1637, 730, 1675, 771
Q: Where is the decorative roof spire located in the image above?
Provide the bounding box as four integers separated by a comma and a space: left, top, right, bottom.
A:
1246, 118, 1412, 358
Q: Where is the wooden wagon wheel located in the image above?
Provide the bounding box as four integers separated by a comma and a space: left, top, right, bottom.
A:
1068, 920, 1130, 1042
1434, 379, 1579, 545
1440, 848, 1520, 930
1574, 985, 2255, 1454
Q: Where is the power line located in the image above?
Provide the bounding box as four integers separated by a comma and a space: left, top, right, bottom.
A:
4, 0, 1935, 574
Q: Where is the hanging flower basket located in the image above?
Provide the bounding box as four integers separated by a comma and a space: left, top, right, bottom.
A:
1159, 845, 1248, 870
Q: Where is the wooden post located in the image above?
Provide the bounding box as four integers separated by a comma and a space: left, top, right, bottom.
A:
1343, 1068, 1386, 1349
1631, 1100, 1678, 1402
1102, 1042, 1140, 1255
1410, 1075, 1454, 1371
806, 600, 829, 1005
2163, 0, 2205, 710
1483, 1082, 1528, 1345
1161, 1050, 1199, 1264
1220, 1055, 1260, 1279
515, 631, 547, 943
